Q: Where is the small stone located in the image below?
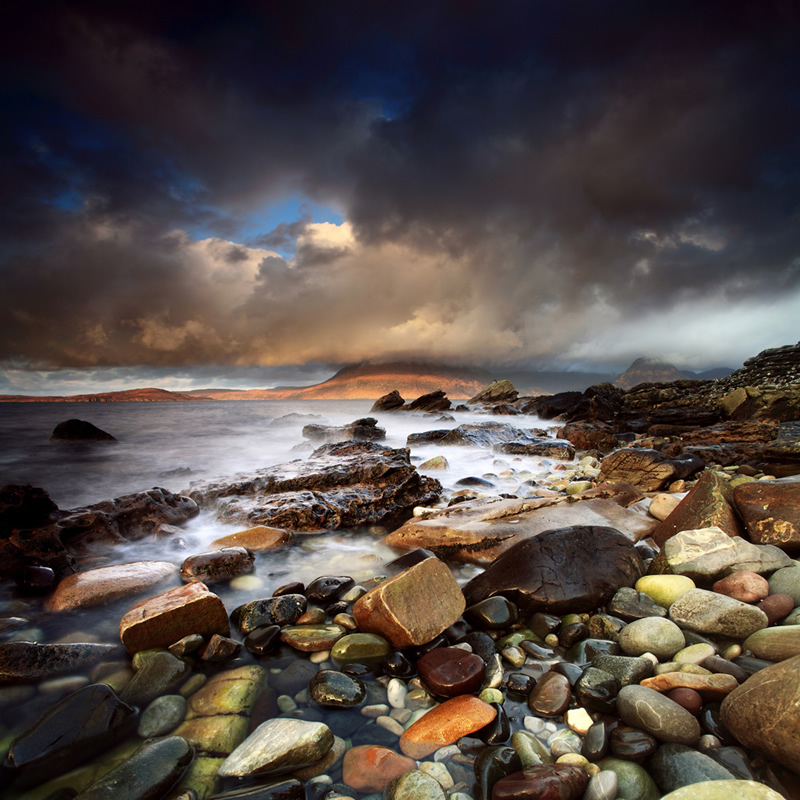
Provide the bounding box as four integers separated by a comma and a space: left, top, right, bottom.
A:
331, 633, 391, 669
564, 708, 594, 735
464, 596, 518, 629
527, 671, 572, 716
218, 718, 334, 777
742, 625, 800, 661
649, 493, 682, 521
341, 744, 416, 793
280, 624, 346, 652
120, 650, 189, 706
640, 672, 738, 700
768, 566, 800, 605
598, 756, 661, 800
658, 780, 784, 799
609, 726, 658, 760
179, 547, 255, 584
757, 593, 795, 624
309, 669, 366, 708
399, 695, 497, 759
200, 633, 242, 662
592, 653, 654, 687
649, 742, 738, 793
667, 688, 704, 715
492, 763, 589, 800
712, 571, 769, 603
616, 685, 701, 745
138, 694, 187, 737
671, 643, 716, 665
417, 646, 485, 697
618, 617, 686, 661
584, 770, 618, 800
635, 575, 696, 609
384, 769, 446, 800
210, 525, 293, 551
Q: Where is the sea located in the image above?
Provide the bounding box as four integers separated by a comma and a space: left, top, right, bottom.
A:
0, 399, 561, 638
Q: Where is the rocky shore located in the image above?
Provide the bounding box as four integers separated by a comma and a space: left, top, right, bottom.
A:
1, 342, 800, 800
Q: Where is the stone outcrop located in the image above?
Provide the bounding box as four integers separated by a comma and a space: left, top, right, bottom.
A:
371, 389, 406, 412
302, 417, 386, 443
50, 419, 117, 442
468, 379, 519, 405
186, 441, 441, 531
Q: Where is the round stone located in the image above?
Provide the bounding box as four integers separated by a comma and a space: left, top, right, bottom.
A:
742, 625, 800, 662
768, 567, 800, 606
585, 769, 619, 800
309, 669, 366, 708
341, 744, 416, 793
635, 575, 695, 609
598, 756, 661, 800
330, 633, 391, 669
659, 780, 785, 799
668, 688, 704, 715
137, 694, 186, 738
384, 769, 446, 799
279, 624, 346, 652
618, 617, 686, 661
712, 572, 769, 603
492, 764, 589, 800
609, 726, 658, 760
527, 671, 571, 717
757, 593, 795, 625
417, 646, 486, 697
464, 596, 518, 629
616, 685, 701, 745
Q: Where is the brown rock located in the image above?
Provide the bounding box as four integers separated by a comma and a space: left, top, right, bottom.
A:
352, 556, 465, 648
651, 470, 745, 548
758, 593, 795, 624
640, 672, 739, 700
556, 421, 618, 451
210, 525, 294, 551
492, 764, 589, 800
721, 654, 800, 773
342, 744, 416, 793
599, 448, 677, 492
399, 695, 496, 759
119, 581, 230, 655
734, 480, 800, 552
179, 547, 255, 584
417, 647, 486, 697
712, 571, 770, 603
45, 561, 179, 612
527, 671, 572, 716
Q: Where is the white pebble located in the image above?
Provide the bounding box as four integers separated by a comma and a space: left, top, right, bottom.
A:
310, 650, 330, 664
361, 704, 389, 718
524, 716, 545, 734
390, 707, 412, 724
387, 678, 408, 708
433, 744, 460, 762
420, 761, 454, 789
277, 694, 297, 713
376, 715, 404, 736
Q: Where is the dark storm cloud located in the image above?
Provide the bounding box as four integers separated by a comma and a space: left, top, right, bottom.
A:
1, 0, 799, 377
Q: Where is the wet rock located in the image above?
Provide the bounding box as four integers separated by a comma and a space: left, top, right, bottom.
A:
733, 480, 800, 551
649, 743, 737, 793
574, 667, 618, 714
527, 670, 572, 716
200, 633, 242, 662
232, 594, 307, 634
138, 694, 187, 738
399, 695, 496, 759
384, 769, 447, 800
280, 624, 346, 652
244, 624, 281, 657
592, 653, 654, 687
599, 448, 678, 491
74, 734, 193, 800
419, 455, 449, 470
306, 575, 355, 604
557, 421, 618, 452
179, 548, 255, 584
417, 646, 486, 697
407, 390, 452, 412
218, 718, 334, 778
171, 665, 267, 797
464, 596, 518, 629
0, 641, 120, 681
187, 441, 441, 531
309, 669, 366, 708
640, 672, 739, 701
353, 556, 465, 648
120, 650, 189, 706
119, 582, 230, 655
496, 438, 576, 459
669, 588, 768, 639
492, 763, 589, 800
608, 586, 668, 621
616, 685, 701, 745
341, 744, 416, 793
463, 526, 645, 615
6, 682, 137, 789
302, 417, 386, 443
331, 632, 391, 669
211, 779, 305, 800
474, 744, 522, 800
609, 726, 658, 760
46, 561, 179, 612
51, 419, 116, 442
584, 770, 618, 800
371, 390, 405, 412
651, 471, 744, 547
210, 525, 294, 551
618, 617, 685, 660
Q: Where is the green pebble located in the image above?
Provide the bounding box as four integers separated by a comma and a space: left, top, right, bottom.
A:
511, 730, 553, 766
599, 756, 660, 800
479, 688, 504, 705
497, 630, 543, 647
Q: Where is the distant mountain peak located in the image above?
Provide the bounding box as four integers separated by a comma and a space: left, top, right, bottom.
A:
614, 357, 693, 390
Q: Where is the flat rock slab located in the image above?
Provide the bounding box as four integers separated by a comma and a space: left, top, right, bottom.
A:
463, 526, 645, 616
186, 441, 440, 531
384, 496, 656, 566
734, 480, 800, 552
0, 642, 120, 682
119, 581, 230, 655
210, 525, 294, 551
599, 448, 677, 491
353, 556, 465, 648
668, 588, 768, 639
45, 561, 179, 612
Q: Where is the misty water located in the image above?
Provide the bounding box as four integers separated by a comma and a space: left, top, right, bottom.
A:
0, 400, 565, 620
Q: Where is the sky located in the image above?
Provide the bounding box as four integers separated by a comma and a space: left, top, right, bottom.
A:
1, 0, 799, 394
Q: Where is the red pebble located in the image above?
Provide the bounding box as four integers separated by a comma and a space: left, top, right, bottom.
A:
758, 593, 796, 625
712, 571, 769, 603
667, 687, 704, 715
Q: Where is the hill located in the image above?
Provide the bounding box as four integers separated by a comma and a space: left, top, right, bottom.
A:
613, 358, 695, 390
0, 387, 201, 403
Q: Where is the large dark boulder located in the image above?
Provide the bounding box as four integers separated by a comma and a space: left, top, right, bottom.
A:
371, 390, 406, 412
0, 485, 59, 537
50, 419, 116, 442
463, 526, 645, 615
186, 441, 441, 531
406, 390, 451, 412
520, 392, 582, 419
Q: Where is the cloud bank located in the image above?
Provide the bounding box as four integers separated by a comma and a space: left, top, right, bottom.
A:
1, 0, 799, 384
